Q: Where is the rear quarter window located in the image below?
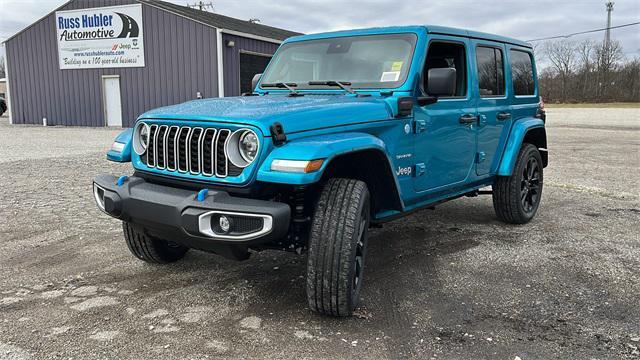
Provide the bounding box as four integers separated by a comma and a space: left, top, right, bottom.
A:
509, 50, 535, 96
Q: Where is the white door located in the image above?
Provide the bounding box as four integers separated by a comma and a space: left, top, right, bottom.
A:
103, 76, 123, 127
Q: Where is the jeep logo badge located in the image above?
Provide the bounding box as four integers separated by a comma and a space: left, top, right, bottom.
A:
396, 166, 412, 176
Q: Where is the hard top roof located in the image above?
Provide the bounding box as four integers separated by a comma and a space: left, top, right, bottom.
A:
286, 25, 532, 48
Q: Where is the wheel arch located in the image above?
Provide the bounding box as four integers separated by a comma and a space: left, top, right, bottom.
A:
497, 118, 547, 176
321, 148, 403, 215
256, 132, 404, 214
523, 127, 548, 168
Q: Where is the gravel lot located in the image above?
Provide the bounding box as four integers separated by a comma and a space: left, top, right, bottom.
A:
0, 108, 639, 359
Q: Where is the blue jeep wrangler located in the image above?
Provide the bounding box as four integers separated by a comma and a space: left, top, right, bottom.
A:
94, 25, 547, 317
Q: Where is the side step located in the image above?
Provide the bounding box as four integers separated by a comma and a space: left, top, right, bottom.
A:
465, 190, 493, 197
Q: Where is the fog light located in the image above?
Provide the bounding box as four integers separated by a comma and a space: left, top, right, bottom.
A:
93, 183, 106, 212
211, 214, 234, 234
219, 215, 231, 233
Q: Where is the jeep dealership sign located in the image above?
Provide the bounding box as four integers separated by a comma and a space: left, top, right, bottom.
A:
56, 4, 145, 69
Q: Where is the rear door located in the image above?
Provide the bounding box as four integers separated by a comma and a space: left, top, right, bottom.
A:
471, 40, 511, 175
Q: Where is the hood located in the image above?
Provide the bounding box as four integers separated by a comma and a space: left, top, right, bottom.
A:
138, 95, 395, 135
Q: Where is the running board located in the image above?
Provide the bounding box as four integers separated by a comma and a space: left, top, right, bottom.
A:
465, 190, 493, 197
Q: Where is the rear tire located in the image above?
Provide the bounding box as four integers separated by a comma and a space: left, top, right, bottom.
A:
122, 222, 188, 263
306, 178, 371, 317
493, 143, 543, 224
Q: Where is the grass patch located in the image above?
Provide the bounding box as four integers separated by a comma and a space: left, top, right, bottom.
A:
545, 102, 640, 109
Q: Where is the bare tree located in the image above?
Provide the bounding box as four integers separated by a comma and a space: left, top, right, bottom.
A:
544, 40, 577, 102
594, 40, 624, 99
596, 39, 624, 73
538, 38, 639, 103
576, 40, 595, 100
0, 57, 5, 79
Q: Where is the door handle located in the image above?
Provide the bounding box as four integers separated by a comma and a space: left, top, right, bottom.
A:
497, 112, 512, 120
459, 114, 477, 124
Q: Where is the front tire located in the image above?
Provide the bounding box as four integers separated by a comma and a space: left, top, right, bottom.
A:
493, 143, 544, 224
306, 178, 371, 317
122, 222, 188, 264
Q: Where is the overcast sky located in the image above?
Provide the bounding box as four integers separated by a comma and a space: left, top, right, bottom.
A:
1, 0, 639, 64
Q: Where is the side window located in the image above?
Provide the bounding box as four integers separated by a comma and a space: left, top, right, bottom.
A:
424, 42, 467, 97
510, 50, 535, 96
476, 46, 505, 97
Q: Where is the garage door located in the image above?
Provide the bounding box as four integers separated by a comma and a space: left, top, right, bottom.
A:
240, 52, 272, 94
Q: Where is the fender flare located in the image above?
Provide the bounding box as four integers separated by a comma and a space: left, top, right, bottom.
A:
497, 117, 546, 176
257, 132, 397, 186
107, 128, 133, 162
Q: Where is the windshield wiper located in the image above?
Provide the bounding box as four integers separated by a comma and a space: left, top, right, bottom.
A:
308, 81, 356, 95
261, 82, 303, 97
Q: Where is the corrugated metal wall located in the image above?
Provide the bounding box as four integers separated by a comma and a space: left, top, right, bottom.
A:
222, 34, 279, 97
5, 0, 219, 127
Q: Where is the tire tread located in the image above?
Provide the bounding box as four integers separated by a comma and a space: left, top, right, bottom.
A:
122, 222, 188, 264
306, 178, 369, 316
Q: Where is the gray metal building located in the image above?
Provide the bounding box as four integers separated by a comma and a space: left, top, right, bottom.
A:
3, 0, 300, 127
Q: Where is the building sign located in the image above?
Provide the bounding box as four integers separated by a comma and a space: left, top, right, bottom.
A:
56, 4, 145, 69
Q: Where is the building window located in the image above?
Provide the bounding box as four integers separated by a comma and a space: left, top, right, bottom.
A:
476, 46, 505, 97
510, 50, 535, 96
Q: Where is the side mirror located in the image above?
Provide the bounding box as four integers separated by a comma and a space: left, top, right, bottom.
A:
251, 73, 262, 91
426, 68, 456, 97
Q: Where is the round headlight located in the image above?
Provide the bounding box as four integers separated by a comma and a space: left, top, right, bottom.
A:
133, 122, 150, 155
239, 131, 259, 162
226, 129, 259, 168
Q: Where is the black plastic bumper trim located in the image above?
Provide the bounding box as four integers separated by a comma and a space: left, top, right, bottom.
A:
93, 174, 291, 250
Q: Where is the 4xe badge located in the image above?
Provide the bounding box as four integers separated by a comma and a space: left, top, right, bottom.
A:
396, 166, 412, 177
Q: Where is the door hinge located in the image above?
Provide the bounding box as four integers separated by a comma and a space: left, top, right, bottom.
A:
415, 163, 426, 177
414, 120, 426, 134
476, 152, 486, 163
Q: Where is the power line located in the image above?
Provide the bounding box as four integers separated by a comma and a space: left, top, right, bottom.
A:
527, 21, 640, 42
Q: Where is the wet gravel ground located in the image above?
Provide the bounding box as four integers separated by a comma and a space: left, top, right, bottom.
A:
0, 108, 639, 359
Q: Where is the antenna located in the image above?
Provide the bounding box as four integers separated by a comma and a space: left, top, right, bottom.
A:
605, 1, 614, 48
188, 1, 214, 12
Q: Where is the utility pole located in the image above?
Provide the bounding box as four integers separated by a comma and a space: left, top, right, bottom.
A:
604, 1, 614, 49
188, 1, 214, 12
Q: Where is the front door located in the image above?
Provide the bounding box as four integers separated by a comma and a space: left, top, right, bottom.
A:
472, 41, 512, 175
413, 38, 477, 193
103, 76, 123, 127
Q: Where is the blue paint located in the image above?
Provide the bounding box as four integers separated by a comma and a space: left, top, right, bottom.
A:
497, 118, 545, 176
116, 176, 129, 187
105, 25, 544, 221
197, 189, 209, 202
257, 132, 393, 184
107, 128, 133, 163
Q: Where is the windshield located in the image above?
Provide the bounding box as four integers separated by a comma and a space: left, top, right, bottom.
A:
260, 33, 417, 90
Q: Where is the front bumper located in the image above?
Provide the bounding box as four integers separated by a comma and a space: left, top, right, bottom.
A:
93, 174, 290, 253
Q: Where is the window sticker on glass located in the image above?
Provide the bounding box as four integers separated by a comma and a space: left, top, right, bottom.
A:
380, 71, 400, 82
391, 61, 403, 71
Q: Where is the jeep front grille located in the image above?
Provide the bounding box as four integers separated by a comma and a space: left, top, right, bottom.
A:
142, 125, 242, 178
